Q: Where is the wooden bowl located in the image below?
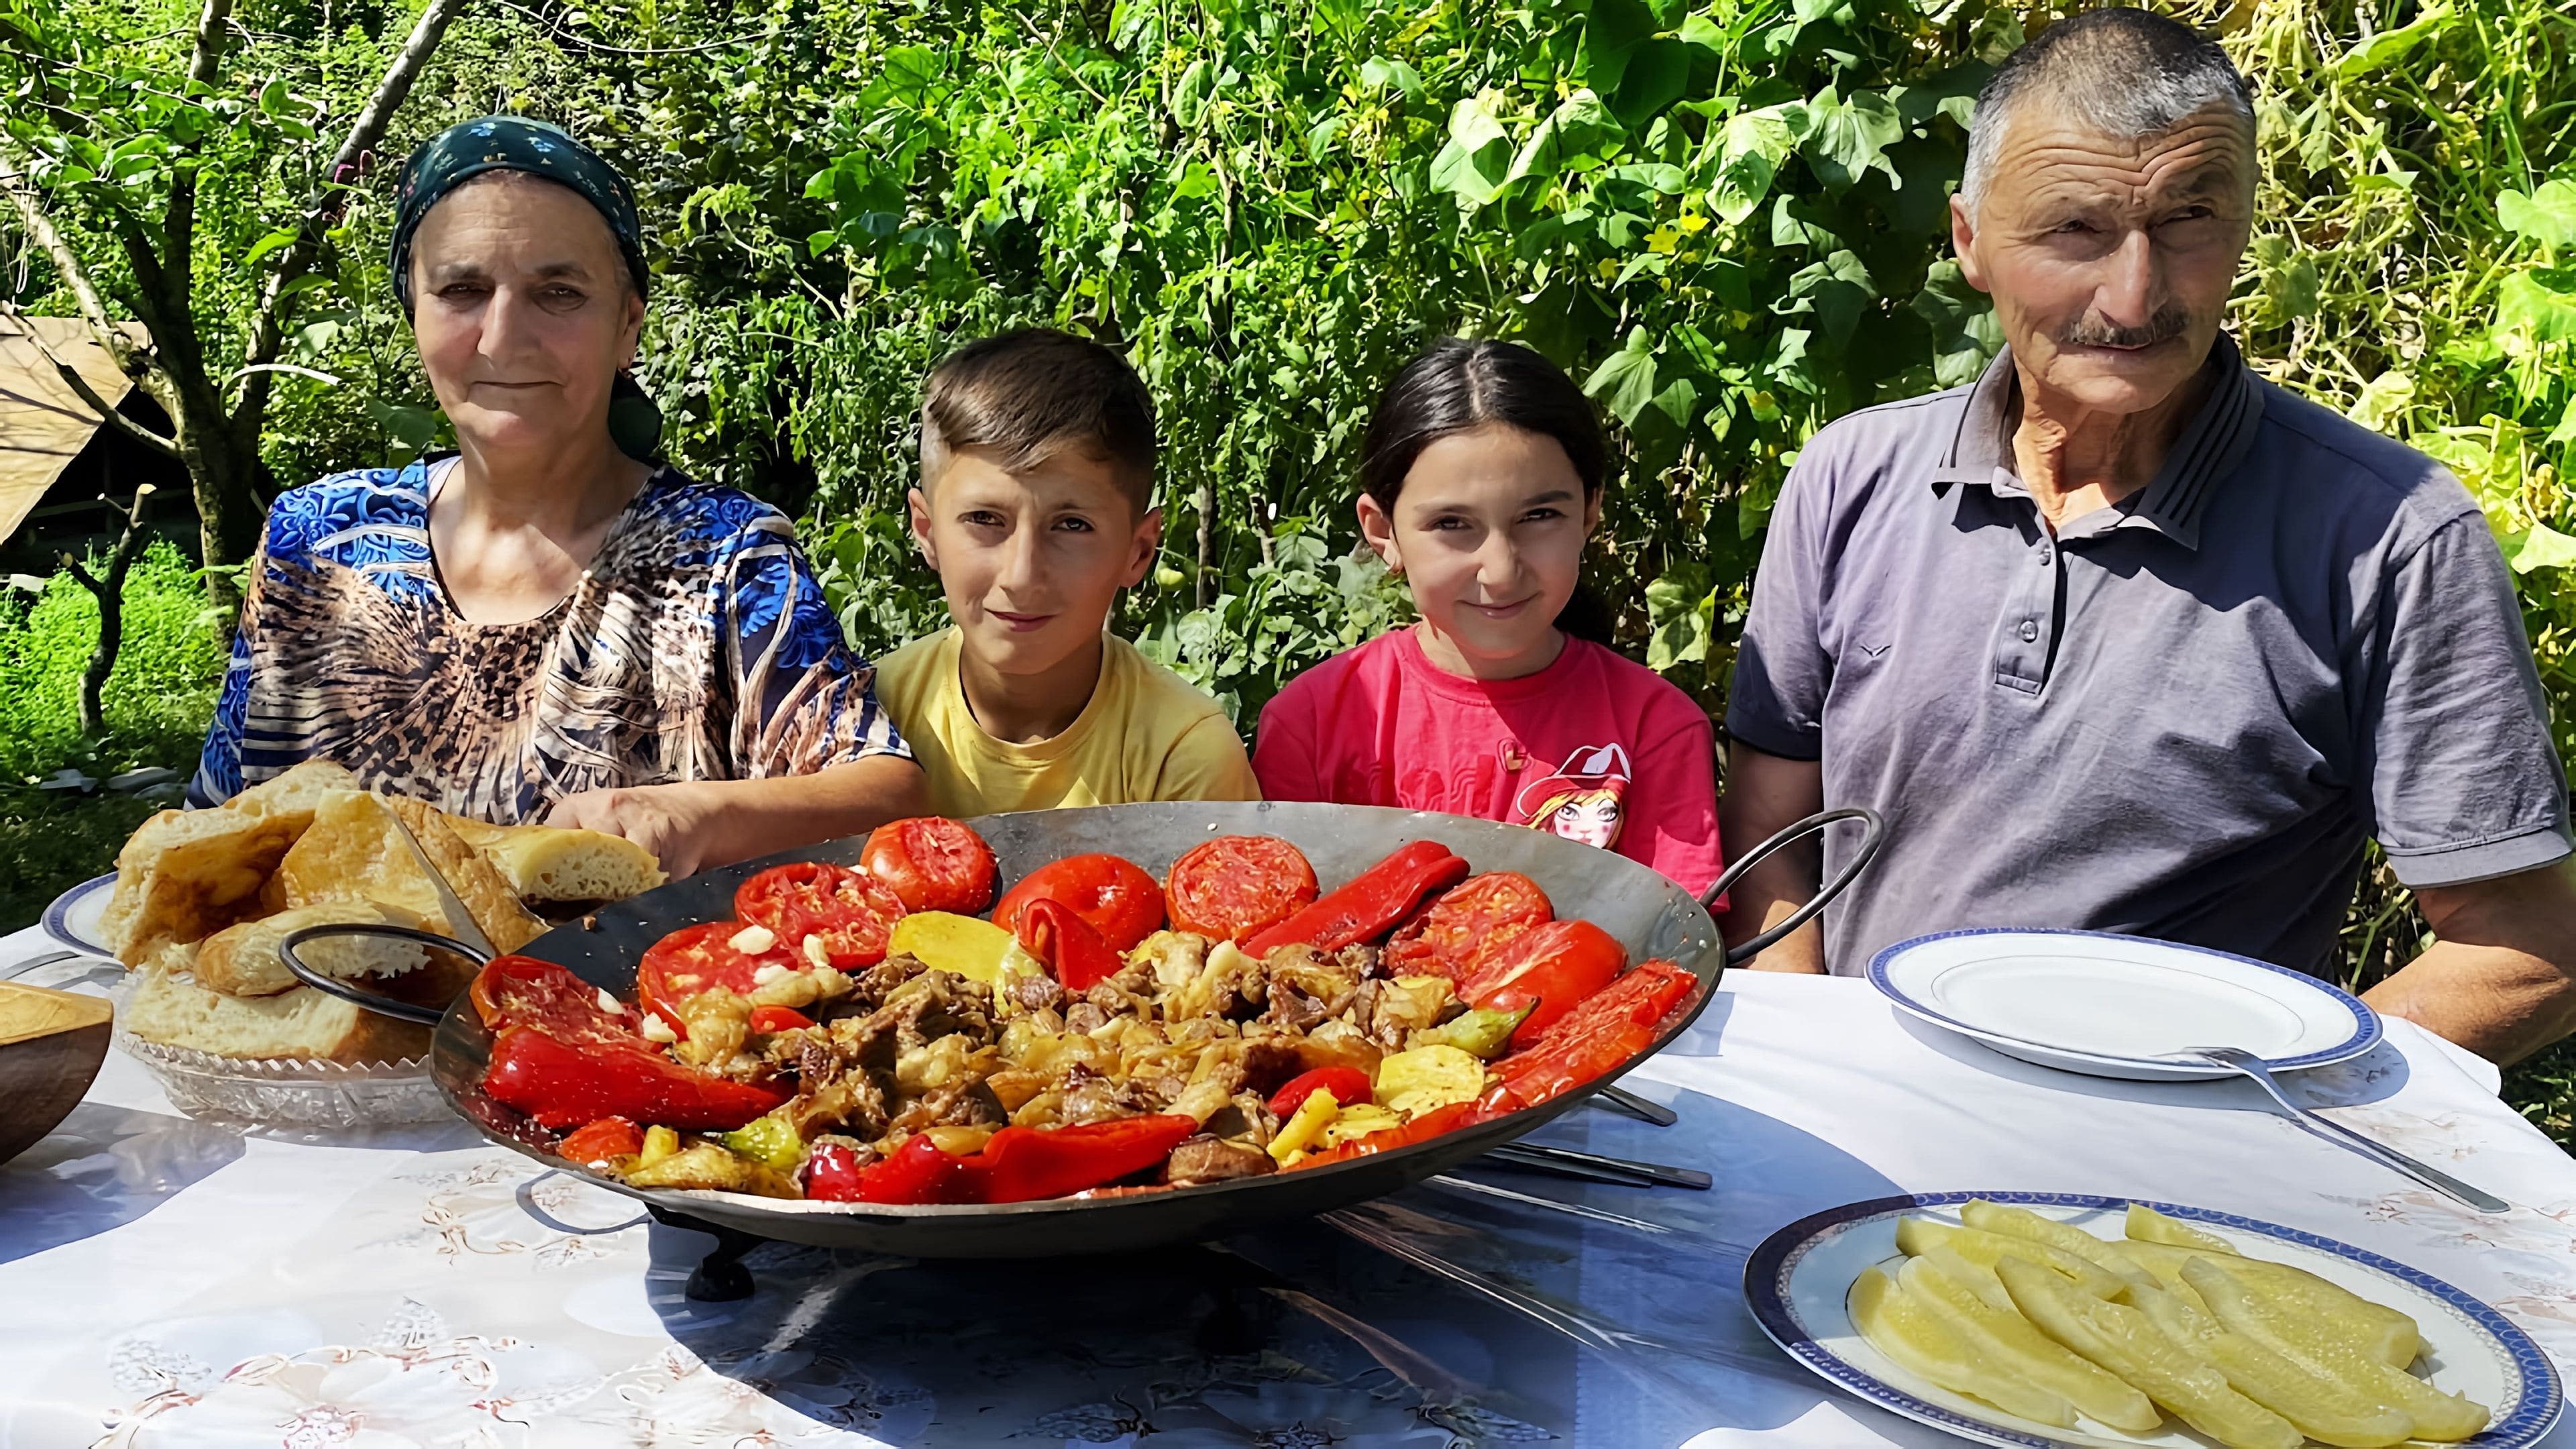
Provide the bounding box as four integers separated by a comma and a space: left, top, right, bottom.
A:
0, 981, 113, 1165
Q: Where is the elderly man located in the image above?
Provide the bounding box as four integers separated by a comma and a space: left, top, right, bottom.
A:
1718, 9, 2576, 1062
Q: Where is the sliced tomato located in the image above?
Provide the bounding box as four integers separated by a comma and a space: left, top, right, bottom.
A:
1457, 918, 1626, 1049
470, 953, 633, 1044
861, 816, 999, 914
1384, 871, 1553, 980
747, 1005, 815, 1034
635, 920, 798, 1028
1493, 959, 1697, 1106
557, 1116, 645, 1166
1165, 836, 1320, 942
993, 853, 1166, 953
735, 861, 906, 970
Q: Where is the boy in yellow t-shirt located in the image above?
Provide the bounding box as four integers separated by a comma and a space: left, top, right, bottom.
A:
873, 329, 1258, 815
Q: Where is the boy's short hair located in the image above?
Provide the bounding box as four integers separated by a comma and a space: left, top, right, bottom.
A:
922, 329, 1157, 512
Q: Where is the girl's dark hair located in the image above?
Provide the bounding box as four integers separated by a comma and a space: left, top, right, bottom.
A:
1358, 338, 1615, 645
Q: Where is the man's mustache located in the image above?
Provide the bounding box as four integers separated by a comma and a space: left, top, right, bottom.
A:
2057, 304, 2194, 350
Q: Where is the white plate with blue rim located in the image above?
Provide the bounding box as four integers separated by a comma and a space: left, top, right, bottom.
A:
1867, 929, 2381, 1081
41, 872, 119, 959
1743, 1191, 2562, 1449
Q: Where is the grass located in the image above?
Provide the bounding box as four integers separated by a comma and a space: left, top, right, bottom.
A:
0, 540, 227, 928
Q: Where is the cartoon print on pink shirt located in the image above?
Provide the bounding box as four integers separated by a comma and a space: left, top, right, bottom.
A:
1513, 743, 1631, 850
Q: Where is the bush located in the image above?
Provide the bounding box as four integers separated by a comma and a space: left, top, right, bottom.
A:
0, 541, 229, 928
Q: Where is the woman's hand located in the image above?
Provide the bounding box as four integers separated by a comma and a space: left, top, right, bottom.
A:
545, 757, 931, 879
546, 782, 729, 878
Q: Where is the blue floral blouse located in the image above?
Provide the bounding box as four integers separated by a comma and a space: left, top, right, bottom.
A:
190, 460, 908, 823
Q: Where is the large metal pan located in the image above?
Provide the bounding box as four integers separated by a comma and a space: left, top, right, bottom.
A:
396, 800, 1876, 1259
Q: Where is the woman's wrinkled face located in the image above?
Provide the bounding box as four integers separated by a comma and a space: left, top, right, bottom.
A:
1358, 423, 1599, 674
407, 172, 643, 461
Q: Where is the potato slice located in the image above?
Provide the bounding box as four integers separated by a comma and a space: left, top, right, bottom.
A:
1998, 1257, 2302, 1449
1900, 1253, 2163, 1432
621, 1141, 801, 1198
1851, 1267, 2077, 1427
886, 912, 1014, 984
1896, 1216, 2129, 1300
2128, 1202, 2242, 1254
1372, 1044, 1486, 1116
2183, 1258, 2489, 1442
1964, 1199, 2160, 1291
2134, 1281, 2414, 1446
2124, 1242, 2422, 1368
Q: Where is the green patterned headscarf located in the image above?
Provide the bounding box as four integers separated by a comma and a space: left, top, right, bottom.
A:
390, 116, 646, 310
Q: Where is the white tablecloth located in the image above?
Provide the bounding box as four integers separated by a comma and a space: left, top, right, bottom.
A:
3, 922, 2573, 1449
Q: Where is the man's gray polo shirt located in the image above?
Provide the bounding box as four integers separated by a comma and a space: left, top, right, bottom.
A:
1727, 336, 2572, 976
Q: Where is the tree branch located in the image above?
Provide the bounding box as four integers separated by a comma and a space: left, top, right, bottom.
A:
162, 0, 236, 293
233, 0, 470, 433
0, 302, 186, 462
0, 136, 150, 378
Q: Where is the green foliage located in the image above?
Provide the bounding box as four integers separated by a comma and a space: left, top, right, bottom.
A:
0, 541, 229, 927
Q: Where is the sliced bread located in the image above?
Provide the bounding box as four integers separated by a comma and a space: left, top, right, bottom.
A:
447, 819, 665, 902
192, 900, 435, 997
99, 806, 311, 967
119, 961, 435, 1065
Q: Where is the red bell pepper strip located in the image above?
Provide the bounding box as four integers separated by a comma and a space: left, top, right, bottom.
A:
1269, 1066, 1373, 1118
1285, 1081, 1526, 1170
1240, 842, 1471, 957
804, 1141, 871, 1201
811, 1116, 1201, 1205
748, 1005, 816, 1034
556, 1116, 645, 1166
484, 1022, 789, 1130
1459, 919, 1628, 1051
1493, 959, 1697, 1106
967, 1115, 1199, 1201
1015, 896, 1124, 992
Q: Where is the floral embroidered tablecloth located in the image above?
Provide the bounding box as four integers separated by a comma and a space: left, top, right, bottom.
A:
4, 935, 2573, 1449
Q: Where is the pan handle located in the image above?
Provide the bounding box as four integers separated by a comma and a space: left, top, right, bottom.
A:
278, 922, 494, 1026
1705, 806, 1885, 968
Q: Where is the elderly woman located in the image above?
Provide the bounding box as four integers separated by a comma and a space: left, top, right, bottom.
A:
189, 117, 928, 875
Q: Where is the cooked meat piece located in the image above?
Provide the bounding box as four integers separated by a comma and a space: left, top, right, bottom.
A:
832, 970, 997, 1071
1165, 1136, 1276, 1184
1085, 977, 1148, 1020
1060, 1072, 1136, 1125
1295, 1018, 1384, 1075
1198, 1087, 1279, 1146
1272, 958, 1362, 1014
1010, 970, 1063, 1014
884, 1079, 1008, 1138
1063, 1000, 1110, 1034
846, 953, 929, 1009
1260, 985, 1328, 1034
1363, 975, 1455, 1048
1336, 944, 1385, 979
1168, 1015, 1233, 1045
1114, 1071, 1185, 1114
785, 1067, 889, 1141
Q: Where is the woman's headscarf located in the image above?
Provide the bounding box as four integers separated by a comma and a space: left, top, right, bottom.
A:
388, 116, 661, 460
389, 117, 646, 310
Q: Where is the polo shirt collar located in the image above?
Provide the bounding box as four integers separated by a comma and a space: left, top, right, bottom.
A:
1929, 332, 2265, 550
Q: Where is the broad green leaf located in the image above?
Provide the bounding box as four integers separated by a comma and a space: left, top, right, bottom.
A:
1609, 38, 1691, 129
1429, 95, 1513, 207
1787, 249, 1877, 343
2507, 523, 2576, 574
2333, 5, 2452, 81
881, 44, 942, 103
1801, 87, 1902, 193
1649, 374, 1700, 429
1586, 0, 1660, 71
1358, 56, 1425, 103
1173, 58, 1214, 128
1678, 13, 1725, 56
1507, 90, 1623, 186
1645, 563, 1713, 672
1709, 107, 1796, 225
1584, 326, 1662, 427
241, 227, 297, 270
2347, 370, 2416, 434
2498, 180, 2576, 251
2496, 269, 2576, 343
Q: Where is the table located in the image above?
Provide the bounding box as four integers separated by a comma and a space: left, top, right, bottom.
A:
4, 921, 2573, 1449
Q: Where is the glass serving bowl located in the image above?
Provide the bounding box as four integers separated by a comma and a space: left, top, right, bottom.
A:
108, 975, 452, 1128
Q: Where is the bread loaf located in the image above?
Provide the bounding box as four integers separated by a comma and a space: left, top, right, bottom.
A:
119, 957, 434, 1065
446, 820, 665, 902
192, 900, 434, 997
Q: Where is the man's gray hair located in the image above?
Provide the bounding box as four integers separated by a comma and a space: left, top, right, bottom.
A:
1960, 8, 2255, 215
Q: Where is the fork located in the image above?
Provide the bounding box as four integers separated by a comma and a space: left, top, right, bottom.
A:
2179, 1046, 2509, 1213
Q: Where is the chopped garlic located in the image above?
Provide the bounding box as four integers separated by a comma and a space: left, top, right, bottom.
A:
594, 987, 623, 1015
639, 1012, 678, 1044
729, 924, 777, 955
751, 963, 792, 987
802, 933, 830, 969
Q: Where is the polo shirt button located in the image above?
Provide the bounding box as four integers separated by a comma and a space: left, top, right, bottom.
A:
2019, 621, 2039, 643
2038, 548, 2052, 565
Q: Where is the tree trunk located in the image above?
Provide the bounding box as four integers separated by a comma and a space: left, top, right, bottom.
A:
64, 482, 154, 736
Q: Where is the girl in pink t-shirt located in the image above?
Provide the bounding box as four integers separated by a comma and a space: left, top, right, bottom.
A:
1253, 339, 1723, 896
